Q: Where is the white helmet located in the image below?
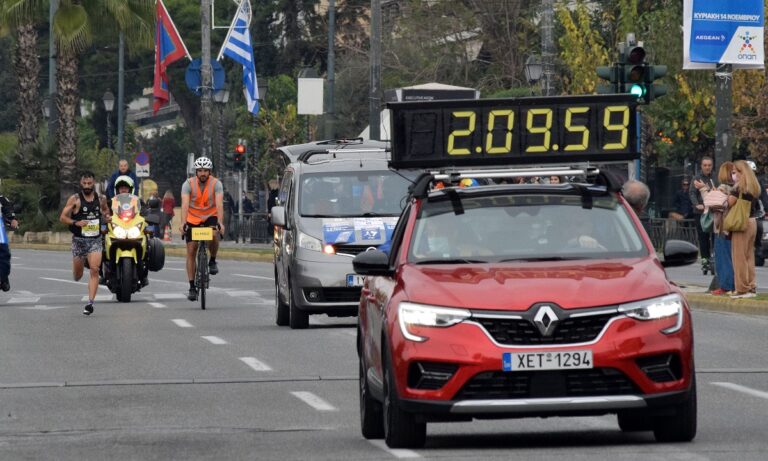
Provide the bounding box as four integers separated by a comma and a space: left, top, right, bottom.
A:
114, 175, 135, 195
194, 156, 213, 170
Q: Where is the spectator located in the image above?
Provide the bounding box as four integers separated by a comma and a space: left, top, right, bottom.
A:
702, 162, 735, 295
267, 181, 279, 231
242, 192, 255, 215
690, 156, 716, 267
161, 190, 175, 235
622, 179, 650, 215
106, 159, 138, 202
672, 178, 694, 219
727, 160, 761, 298
223, 190, 235, 240
0, 195, 19, 292
549, 175, 564, 184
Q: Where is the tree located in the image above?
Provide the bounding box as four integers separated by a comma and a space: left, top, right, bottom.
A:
557, 1, 610, 95
52, 0, 153, 205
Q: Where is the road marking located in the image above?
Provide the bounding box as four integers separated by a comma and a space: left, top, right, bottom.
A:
239, 357, 272, 372
290, 391, 337, 411
7, 297, 41, 304
20, 305, 67, 311
154, 293, 187, 300
81, 295, 113, 302
201, 336, 227, 345
148, 302, 166, 308
234, 273, 274, 281
40, 277, 110, 291
163, 268, 185, 271
712, 382, 768, 400
227, 290, 260, 298
16, 266, 71, 273
367, 440, 420, 458
171, 319, 193, 328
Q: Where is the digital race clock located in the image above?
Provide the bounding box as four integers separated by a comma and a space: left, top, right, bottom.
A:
388, 94, 639, 169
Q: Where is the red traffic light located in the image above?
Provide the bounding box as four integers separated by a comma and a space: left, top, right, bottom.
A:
235, 144, 246, 154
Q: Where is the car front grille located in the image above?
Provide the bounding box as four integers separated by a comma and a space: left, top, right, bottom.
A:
334, 245, 378, 257
303, 287, 361, 303
476, 312, 616, 346
454, 368, 639, 400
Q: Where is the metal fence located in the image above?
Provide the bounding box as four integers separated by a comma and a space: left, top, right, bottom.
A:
225, 212, 272, 243
646, 218, 699, 251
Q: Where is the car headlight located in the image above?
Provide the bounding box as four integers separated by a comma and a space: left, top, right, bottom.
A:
619, 294, 684, 334
127, 226, 141, 239
112, 226, 128, 239
398, 302, 471, 342
298, 231, 322, 252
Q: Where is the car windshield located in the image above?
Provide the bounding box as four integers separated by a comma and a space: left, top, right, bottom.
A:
299, 171, 412, 217
408, 192, 647, 263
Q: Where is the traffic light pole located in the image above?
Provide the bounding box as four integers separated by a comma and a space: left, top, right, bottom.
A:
714, 64, 733, 168
237, 170, 243, 243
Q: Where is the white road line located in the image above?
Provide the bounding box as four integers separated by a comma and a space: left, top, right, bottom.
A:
239, 357, 272, 372
40, 277, 110, 291
227, 290, 260, 298
16, 290, 34, 295
81, 295, 113, 302
367, 440, 420, 459
154, 293, 187, 300
16, 266, 72, 273
148, 302, 167, 308
171, 319, 193, 328
7, 297, 41, 304
201, 336, 227, 345
234, 273, 274, 281
163, 268, 185, 271
20, 305, 67, 310
712, 382, 768, 400
290, 391, 337, 412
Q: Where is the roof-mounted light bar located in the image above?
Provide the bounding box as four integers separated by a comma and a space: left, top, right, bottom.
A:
432, 166, 600, 182
298, 148, 389, 163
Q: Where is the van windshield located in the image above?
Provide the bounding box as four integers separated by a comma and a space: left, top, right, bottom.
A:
299, 171, 412, 217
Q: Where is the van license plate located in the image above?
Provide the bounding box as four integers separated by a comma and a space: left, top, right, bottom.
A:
346, 274, 365, 287
502, 351, 593, 371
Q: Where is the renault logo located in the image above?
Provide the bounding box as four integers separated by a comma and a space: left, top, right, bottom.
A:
533, 305, 559, 337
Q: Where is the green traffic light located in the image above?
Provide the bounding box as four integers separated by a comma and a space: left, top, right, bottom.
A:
630, 84, 646, 98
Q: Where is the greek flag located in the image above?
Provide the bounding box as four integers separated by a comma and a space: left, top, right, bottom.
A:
218, 0, 259, 114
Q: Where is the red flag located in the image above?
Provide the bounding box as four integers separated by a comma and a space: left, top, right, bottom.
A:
153, 0, 190, 114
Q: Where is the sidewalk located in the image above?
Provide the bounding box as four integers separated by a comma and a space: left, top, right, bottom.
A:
678, 282, 768, 316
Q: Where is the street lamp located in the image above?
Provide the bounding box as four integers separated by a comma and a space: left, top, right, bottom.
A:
524, 55, 543, 85
103, 90, 115, 149
42, 97, 51, 119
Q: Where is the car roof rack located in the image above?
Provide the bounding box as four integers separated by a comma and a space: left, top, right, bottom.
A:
297, 147, 389, 163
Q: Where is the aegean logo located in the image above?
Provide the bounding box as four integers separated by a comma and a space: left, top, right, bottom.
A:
738, 31, 758, 60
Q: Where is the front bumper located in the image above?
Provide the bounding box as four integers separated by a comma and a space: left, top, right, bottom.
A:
291, 252, 361, 315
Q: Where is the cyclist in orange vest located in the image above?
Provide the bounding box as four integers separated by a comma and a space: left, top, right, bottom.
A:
181, 156, 225, 301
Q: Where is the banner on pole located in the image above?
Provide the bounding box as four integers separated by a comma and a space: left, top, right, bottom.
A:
684, 0, 764, 69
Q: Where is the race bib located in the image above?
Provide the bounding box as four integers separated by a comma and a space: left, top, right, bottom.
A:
82, 219, 100, 237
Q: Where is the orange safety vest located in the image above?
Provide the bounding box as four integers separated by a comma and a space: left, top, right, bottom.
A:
187, 177, 219, 224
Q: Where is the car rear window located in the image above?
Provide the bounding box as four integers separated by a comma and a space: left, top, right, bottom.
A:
299, 171, 412, 217
409, 193, 647, 263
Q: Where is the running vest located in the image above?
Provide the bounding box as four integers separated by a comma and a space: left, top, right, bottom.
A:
187, 177, 219, 224
69, 192, 102, 238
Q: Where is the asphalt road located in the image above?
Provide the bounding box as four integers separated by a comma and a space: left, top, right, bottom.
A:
0, 249, 766, 460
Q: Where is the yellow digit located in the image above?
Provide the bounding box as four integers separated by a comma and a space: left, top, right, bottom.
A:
485, 110, 514, 154
525, 108, 552, 153
564, 107, 590, 151
447, 111, 476, 155
603, 106, 630, 150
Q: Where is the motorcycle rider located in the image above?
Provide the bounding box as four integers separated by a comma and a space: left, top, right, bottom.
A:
110, 175, 148, 287
0, 194, 19, 291
59, 171, 110, 315
181, 156, 225, 301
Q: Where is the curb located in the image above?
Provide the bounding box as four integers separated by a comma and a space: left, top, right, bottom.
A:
11, 243, 274, 263
685, 292, 768, 316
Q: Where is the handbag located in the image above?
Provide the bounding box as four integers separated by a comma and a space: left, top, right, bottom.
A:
703, 189, 728, 210
723, 192, 750, 232
700, 211, 714, 233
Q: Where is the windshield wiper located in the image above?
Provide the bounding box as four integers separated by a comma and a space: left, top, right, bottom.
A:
415, 258, 486, 265
499, 256, 583, 262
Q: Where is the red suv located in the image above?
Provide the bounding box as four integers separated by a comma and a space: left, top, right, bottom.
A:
354, 171, 699, 448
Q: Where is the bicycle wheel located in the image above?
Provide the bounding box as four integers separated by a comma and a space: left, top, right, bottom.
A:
197, 243, 208, 310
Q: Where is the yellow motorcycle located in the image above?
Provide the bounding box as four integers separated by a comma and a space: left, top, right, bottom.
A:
103, 194, 164, 302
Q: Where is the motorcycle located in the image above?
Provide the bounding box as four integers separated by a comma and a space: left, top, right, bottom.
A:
102, 193, 165, 302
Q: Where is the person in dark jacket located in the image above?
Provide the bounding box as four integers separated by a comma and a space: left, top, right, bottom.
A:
673, 178, 694, 219
106, 160, 138, 202
690, 156, 716, 264
0, 195, 19, 291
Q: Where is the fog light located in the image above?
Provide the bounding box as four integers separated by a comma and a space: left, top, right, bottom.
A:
307, 290, 321, 301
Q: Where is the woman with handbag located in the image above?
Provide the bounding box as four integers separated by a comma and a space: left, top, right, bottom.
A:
699, 162, 735, 295
725, 160, 761, 298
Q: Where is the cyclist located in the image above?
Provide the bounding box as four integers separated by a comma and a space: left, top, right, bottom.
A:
181, 156, 225, 301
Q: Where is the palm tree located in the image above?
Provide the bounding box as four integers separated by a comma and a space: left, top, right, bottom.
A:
0, 0, 44, 159
53, 0, 153, 204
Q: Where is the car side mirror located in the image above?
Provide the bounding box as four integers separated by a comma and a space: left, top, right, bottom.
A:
353, 250, 393, 277
662, 240, 699, 268
272, 206, 288, 229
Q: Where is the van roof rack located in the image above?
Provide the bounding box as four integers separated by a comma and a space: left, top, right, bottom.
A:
298, 148, 389, 163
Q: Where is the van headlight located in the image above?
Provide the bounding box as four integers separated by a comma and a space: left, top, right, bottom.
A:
619, 294, 684, 334
298, 231, 322, 252
112, 226, 128, 239
127, 226, 141, 239
398, 302, 471, 342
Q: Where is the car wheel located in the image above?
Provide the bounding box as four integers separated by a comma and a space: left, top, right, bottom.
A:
383, 344, 426, 448
275, 280, 289, 326
288, 280, 309, 330
359, 357, 384, 439
617, 409, 652, 432
652, 377, 697, 442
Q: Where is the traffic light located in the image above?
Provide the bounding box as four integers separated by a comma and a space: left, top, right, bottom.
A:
622, 41, 646, 99
234, 142, 246, 171
224, 151, 235, 170
643, 64, 668, 103
596, 65, 620, 94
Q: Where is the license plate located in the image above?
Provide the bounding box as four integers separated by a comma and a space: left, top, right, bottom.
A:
502, 350, 593, 371
346, 274, 365, 287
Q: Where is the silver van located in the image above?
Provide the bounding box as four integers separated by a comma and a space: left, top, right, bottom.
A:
271, 139, 415, 329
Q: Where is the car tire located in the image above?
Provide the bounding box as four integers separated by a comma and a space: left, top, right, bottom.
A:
652, 377, 697, 442
383, 343, 426, 448
288, 280, 309, 330
275, 280, 289, 326
617, 409, 652, 432
359, 358, 384, 439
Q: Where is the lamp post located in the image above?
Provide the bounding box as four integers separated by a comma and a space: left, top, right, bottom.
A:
524, 55, 543, 95
42, 97, 51, 120
103, 90, 115, 150
213, 88, 230, 176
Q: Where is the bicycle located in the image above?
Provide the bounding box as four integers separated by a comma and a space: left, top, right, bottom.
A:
189, 225, 220, 310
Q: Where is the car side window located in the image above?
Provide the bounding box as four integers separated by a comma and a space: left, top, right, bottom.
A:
387, 203, 412, 266
279, 170, 294, 219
